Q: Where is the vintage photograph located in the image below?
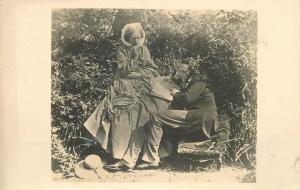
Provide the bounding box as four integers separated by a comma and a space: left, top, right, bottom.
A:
51, 9, 257, 182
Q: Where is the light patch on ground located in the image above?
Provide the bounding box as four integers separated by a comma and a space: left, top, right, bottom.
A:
52, 166, 249, 183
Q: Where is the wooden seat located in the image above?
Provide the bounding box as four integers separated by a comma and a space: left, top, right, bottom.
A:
177, 114, 231, 170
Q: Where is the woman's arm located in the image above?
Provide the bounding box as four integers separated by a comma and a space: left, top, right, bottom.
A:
116, 49, 146, 79
142, 46, 151, 61
116, 48, 128, 76
116, 47, 140, 77
141, 46, 155, 66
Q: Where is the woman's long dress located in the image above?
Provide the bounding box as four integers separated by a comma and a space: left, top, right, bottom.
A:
84, 45, 172, 163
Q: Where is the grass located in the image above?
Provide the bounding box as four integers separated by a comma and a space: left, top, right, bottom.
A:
51, 129, 255, 182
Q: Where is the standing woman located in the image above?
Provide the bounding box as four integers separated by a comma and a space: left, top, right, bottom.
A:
84, 23, 172, 171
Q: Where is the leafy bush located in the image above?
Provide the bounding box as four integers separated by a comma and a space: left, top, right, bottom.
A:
51, 9, 257, 169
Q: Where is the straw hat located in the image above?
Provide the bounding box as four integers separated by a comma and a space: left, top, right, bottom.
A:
74, 154, 107, 180
121, 23, 145, 46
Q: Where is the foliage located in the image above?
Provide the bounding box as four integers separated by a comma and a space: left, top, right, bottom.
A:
51, 9, 257, 169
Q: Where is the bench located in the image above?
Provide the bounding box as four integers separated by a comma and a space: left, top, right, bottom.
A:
176, 115, 231, 171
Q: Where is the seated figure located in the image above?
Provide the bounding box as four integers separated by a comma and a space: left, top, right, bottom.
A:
137, 58, 230, 169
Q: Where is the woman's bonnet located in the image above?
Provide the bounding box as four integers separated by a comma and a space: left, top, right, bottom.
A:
121, 23, 145, 46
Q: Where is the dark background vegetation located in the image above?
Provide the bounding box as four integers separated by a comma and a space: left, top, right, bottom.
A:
51, 9, 257, 178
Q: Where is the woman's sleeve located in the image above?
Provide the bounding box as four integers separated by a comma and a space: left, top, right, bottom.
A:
142, 46, 153, 64
116, 48, 128, 76
141, 46, 159, 71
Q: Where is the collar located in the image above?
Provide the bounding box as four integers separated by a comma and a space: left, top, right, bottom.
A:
184, 76, 193, 89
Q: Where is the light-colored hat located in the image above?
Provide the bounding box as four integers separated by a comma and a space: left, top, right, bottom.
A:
121, 23, 145, 46
74, 154, 107, 180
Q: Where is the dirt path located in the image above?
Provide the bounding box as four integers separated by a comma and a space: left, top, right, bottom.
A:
52, 133, 255, 183
52, 166, 252, 182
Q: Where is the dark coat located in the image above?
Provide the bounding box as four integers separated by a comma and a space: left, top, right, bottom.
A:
170, 73, 218, 137
171, 74, 217, 111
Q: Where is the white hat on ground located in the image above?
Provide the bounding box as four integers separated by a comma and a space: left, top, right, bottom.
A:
74, 154, 107, 180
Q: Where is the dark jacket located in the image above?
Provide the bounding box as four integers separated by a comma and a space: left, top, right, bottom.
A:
170, 73, 218, 138
171, 74, 217, 112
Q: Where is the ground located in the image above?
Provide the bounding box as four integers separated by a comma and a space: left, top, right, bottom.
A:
52, 166, 251, 183
51, 134, 255, 183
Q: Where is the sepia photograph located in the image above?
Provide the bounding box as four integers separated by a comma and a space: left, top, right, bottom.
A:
51, 9, 257, 182
2, 0, 300, 189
